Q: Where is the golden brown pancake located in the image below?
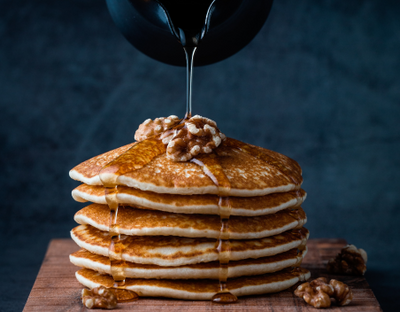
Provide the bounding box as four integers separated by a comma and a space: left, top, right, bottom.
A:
72, 184, 306, 216
70, 248, 307, 280
76, 267, 311, 300
69, 138, 303, 196
74, 204, 307, 239
70, 224, 309, 266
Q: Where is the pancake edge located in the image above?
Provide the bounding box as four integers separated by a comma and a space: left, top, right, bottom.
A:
71, 187, 307, 216
75, 269, 311, 300
74, 207, 307, 240
70, 247, 308, 279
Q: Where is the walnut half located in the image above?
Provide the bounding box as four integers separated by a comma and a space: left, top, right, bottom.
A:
134, 115, 180, 142
134, 115, 226, 162
164, 115, 226, 162
294, 277, 353, 308
327, 244, 367, 275
82, 287, 118, 309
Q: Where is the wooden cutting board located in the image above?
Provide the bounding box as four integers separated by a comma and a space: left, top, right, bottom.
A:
23, 238, 381, 311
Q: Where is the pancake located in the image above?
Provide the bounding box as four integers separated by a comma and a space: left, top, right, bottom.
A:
71, 224, 309, 266
76, 267, 311, 300
74, 204, 307, 239
70, 247, 307, 280
72, 184, 307, 216
69, 119, 310, 302
69, 138, 303, 196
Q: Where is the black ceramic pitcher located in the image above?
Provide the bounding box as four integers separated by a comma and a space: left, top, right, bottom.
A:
105, 0, 273, 66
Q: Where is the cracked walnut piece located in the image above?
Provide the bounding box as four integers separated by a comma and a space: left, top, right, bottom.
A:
134, 115, 180, 142
135, 115, 226, 162
327, 244, 368, 275
82, 287, 118, 309
165, 115, 226, 162
295, 277, 353, 308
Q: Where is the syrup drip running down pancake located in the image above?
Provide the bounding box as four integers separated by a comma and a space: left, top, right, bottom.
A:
70, 248, 308, 280
69, 138, 303, 196
72, 184, 307, 216
76, 267, 311, 300
74, 204, 307, 239
71, 225, 309, 267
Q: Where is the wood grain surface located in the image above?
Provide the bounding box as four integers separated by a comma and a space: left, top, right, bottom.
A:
23, 238, 382, 311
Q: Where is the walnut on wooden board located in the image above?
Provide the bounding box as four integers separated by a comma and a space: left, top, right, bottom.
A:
329, 279, 353, 306
294, 277, 353, 308
135, 115, 180, 142
294, 278, 332, 308
164, 115, 226, 162
81, 287, 118, 309
327, 244, 368, 275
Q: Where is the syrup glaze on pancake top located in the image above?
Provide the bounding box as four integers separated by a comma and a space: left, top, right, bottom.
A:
69, 139, 303, 196
69, 115, 310, 303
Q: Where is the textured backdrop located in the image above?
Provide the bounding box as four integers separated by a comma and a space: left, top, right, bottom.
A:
1, 0, 399, 311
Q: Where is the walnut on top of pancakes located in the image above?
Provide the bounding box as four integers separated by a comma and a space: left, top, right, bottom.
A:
135, 115, 226, 162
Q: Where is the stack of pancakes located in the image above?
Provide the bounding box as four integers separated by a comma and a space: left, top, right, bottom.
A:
69, 138, 310, 300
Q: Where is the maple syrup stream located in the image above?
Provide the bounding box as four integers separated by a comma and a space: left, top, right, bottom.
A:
184, 46, 196, 119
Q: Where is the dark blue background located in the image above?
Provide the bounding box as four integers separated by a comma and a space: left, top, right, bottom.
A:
1, 0, 399, 311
